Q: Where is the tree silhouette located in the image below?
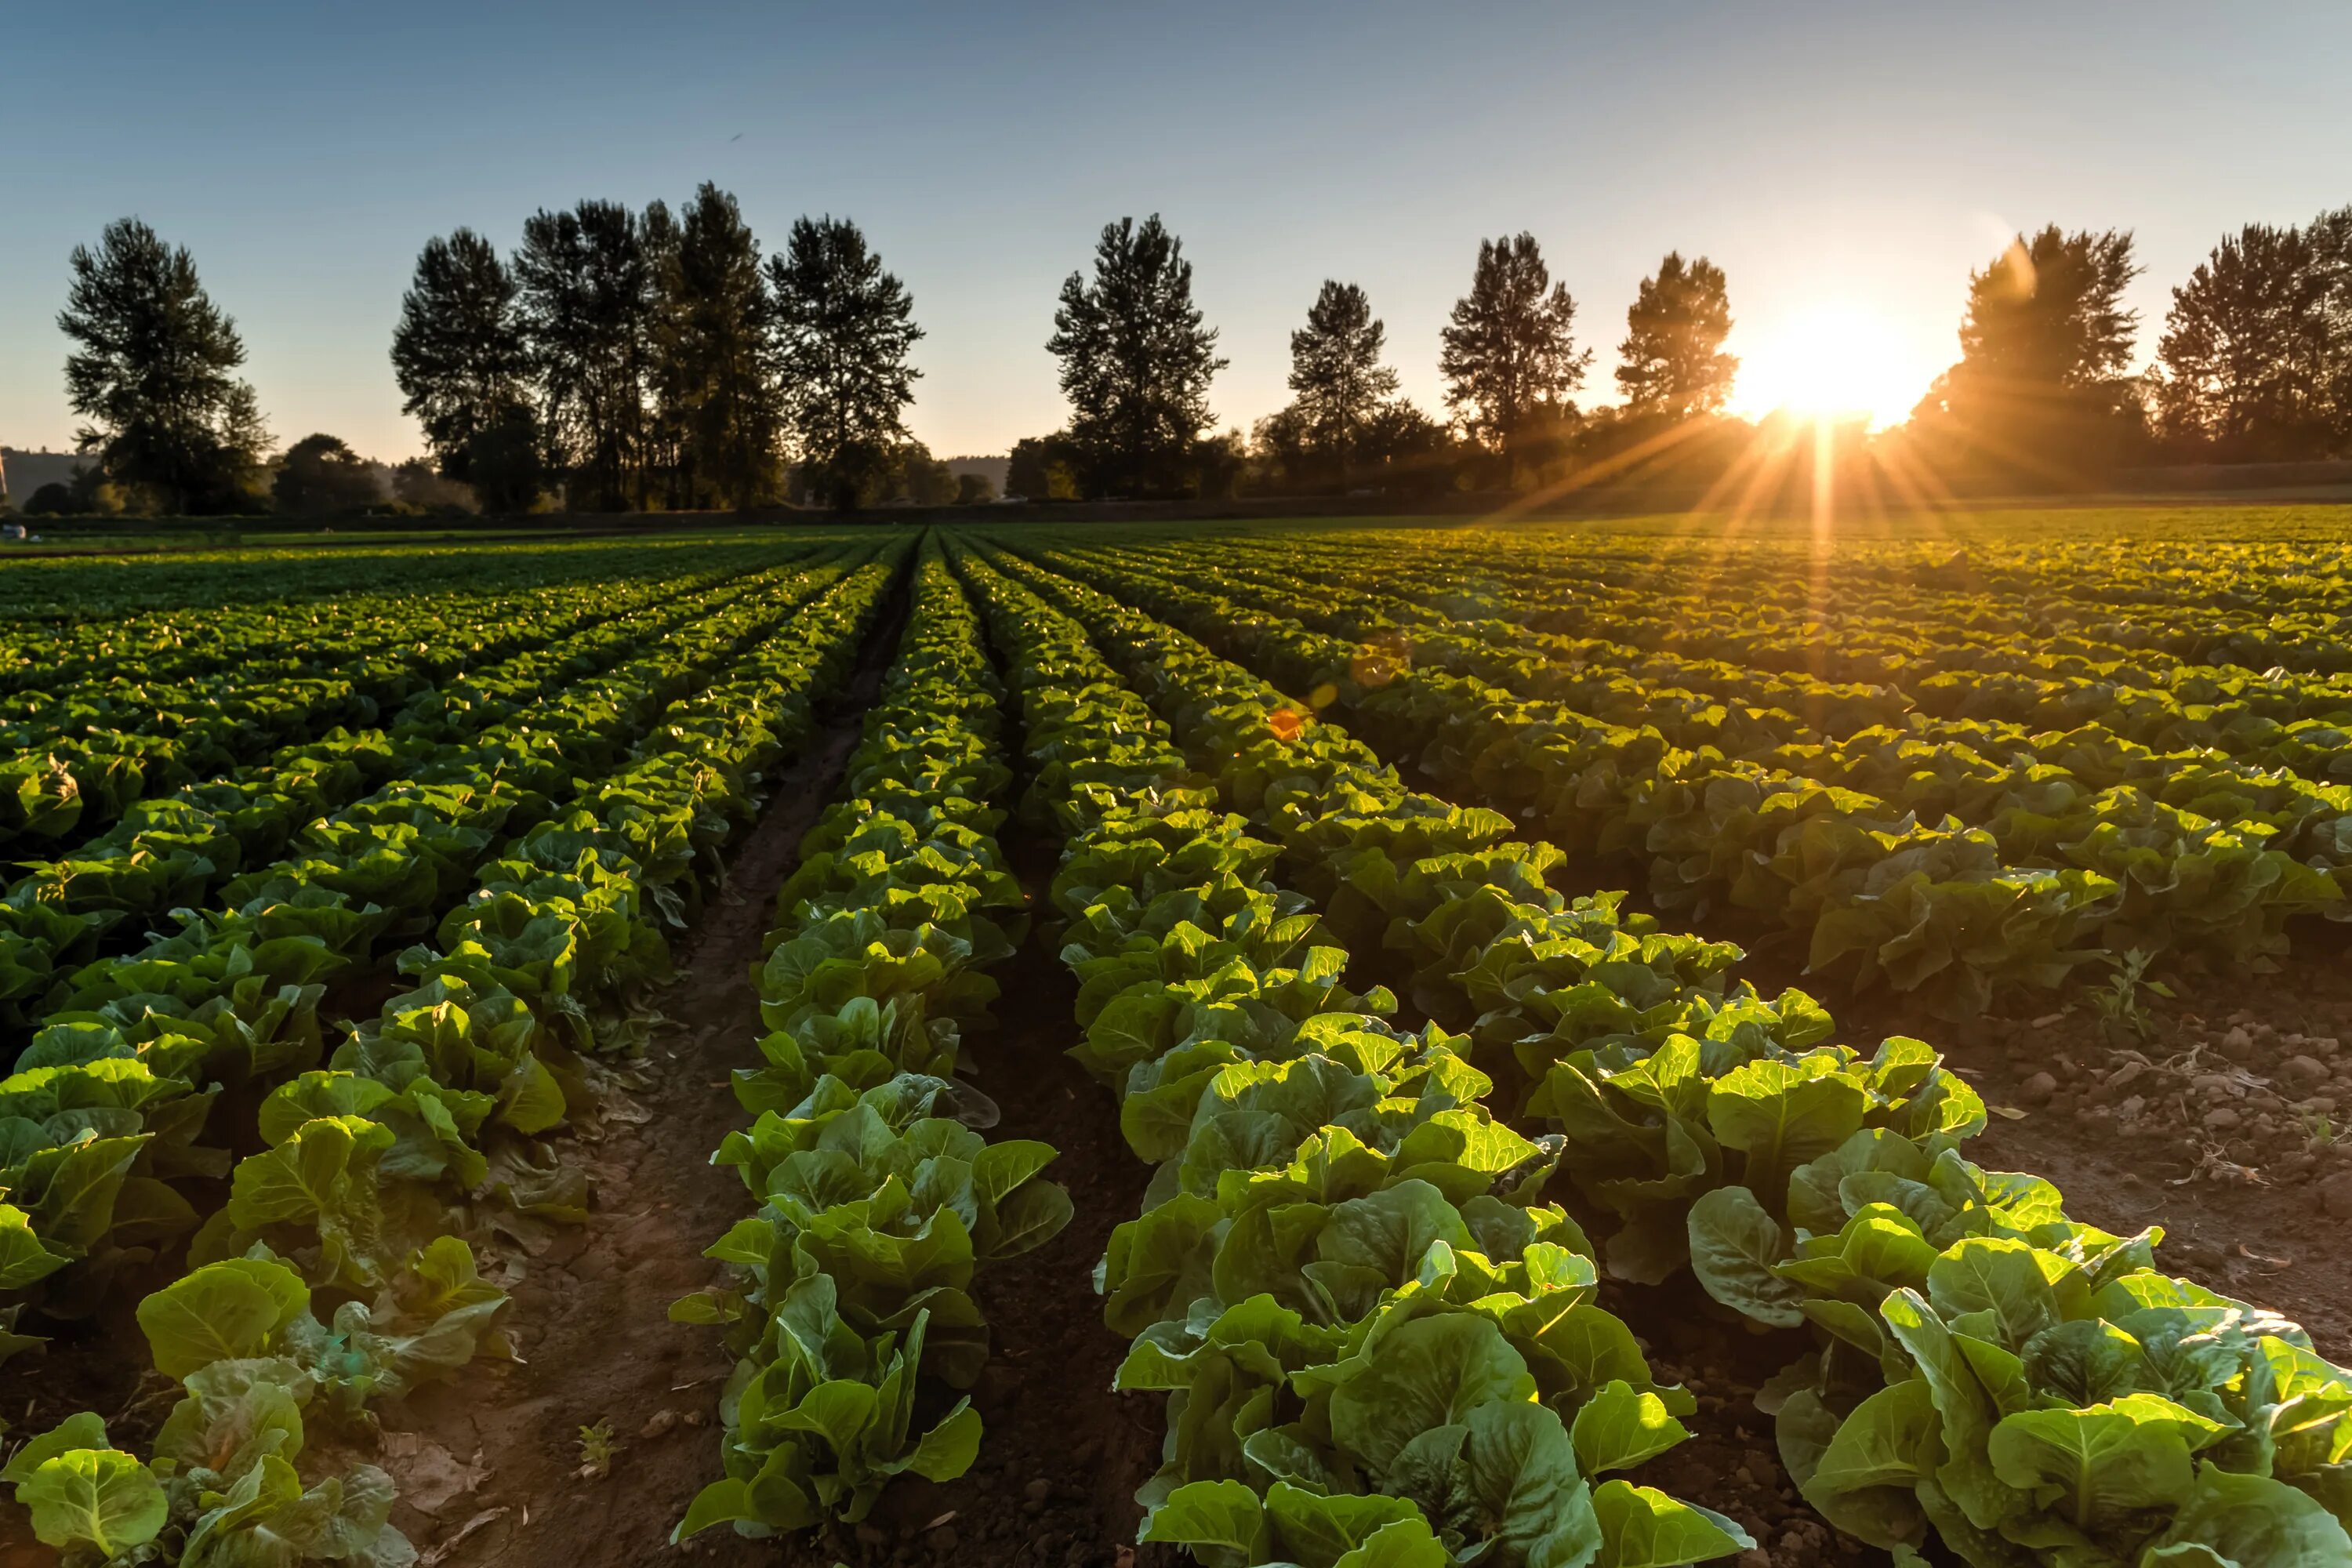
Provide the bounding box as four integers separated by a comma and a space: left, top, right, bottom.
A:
1047, 215, 1226, 497
515, 201, 659, 510
770, 216, 923, 511
653, 183, 780, 509
1439, 233, 1590, 485
1908, 226, 2143, 478
272, 433, 381, 516
60, 218, 268, 514
391, 228, 535, 500
1287, 281, 1399, 488
1616, 252, 1737, 419
2154, 217, 2350, 460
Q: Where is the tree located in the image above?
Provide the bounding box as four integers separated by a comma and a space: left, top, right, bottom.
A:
1616, 252, 1737, 419
24, 484, 74, 517
1287, 281, 1399, 488
897, 443, 956, 506
1005, 431, 1080, 500
1439, 233, 1591, 484
1359, 399, 1455, 495
2153, 219, 2348, 460
770, 216, 923, 510
60, 217, 270, 514
953, 470, 996, 505
390, 229, 534, 489
1047, 215, 1227, 496
515, 200, 659, 510
272, 433, 382, 516
1907, 225, 2143, 478
653, 183, 781, 508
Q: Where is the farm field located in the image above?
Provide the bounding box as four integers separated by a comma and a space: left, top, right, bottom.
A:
4, 508, 2352, 1568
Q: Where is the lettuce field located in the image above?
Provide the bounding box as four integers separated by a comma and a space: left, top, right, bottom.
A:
4, 512, 2352, 1568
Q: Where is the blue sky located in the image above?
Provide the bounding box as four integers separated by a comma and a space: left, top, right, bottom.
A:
3, 0, 2346, 460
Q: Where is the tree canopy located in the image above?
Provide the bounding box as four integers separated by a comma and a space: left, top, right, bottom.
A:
1616, 252, 1737, 420
1907, 225, 2143, 478
655, 183, 780, 509
60, 218, 269, 514
1047, 214, 1226, 497
271, 432, 381, 516
390, 227, 535, 502
1439, 233, 1590, 481
2154, 212, 2352, 461
1287, 281, 1400, 487
770, 215, 923, 510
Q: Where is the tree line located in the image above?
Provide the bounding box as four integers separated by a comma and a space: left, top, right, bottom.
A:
20, 194, 2352, 517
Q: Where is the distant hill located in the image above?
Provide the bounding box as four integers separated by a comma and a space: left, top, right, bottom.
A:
1, 448, 92, 505
943, 453, 1007, 492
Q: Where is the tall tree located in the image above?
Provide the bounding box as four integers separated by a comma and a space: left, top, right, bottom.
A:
1439, 233, 1591, 484
515, 200, 658, 510
1287, 281, 1399, 488
60, 217, 269, 514
1047, 214, 1227, 496
770, 216, 923, 510
653, 183, 781, 509
1616, 252, 1737, 419
390, 228, 536, 501
2153, 219, 2349, 459
1907, 225, 2143, 477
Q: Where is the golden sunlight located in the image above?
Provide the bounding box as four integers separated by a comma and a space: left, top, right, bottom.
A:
1731, 301, 1918, 429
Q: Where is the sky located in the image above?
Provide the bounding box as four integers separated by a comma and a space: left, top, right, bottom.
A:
3, 0, 2348, 463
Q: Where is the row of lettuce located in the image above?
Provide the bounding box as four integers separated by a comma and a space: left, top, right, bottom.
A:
1145, 535, 2352, 788
1033, 538, 2352, 1020
966, 546, 2352, 1568
0, 554, 808, 1044
2, 554, 858, 1308
0, 540, 797, 864
955, 547, 1755, 1568
2, 549, 895, 1563
672, 543, 1072, 1537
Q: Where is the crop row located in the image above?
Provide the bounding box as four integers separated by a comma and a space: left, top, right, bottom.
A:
0, 541, 813, 856
0, 551, 860, 1044
955, 545, 1754, 1568
2, 550, 896, 1560
1025, 538, 2352, 1015
675, 543, 1071, 1537
977, 546, 2352, 1568
2, 554, 870, 1334
1134, 535, 2352, 787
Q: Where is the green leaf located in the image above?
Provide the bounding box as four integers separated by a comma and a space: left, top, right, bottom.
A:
1591, 1479, 1753, 1568
17, 1448, 168, 1554
1686, 1185, 1803, 1327
1, 1410, 111, 1485
0, 1202, 71, 1290
1327, 1312, 1535, 1475
1142, 1478, 1268, 1556
1462, 1399, 1603, 1568
1984, 1393, 2217, 1534
136, 1255, 310, 1380
2141, 1462, 2352, 1566
1572, 1380, 1689, 1476
495, 1049, 567, 1134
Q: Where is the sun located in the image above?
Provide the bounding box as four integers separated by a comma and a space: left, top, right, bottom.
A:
1732, 302, 1918, 430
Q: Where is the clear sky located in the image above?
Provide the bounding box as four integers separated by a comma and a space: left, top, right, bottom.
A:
3, 1, 2347, 461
